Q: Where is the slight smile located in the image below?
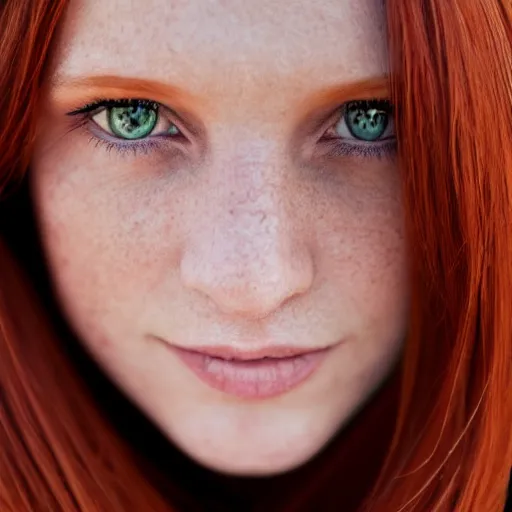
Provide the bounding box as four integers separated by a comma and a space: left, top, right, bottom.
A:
161, 341, 338, 400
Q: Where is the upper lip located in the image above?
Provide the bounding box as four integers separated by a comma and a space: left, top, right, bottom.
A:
172, 344, 331, 361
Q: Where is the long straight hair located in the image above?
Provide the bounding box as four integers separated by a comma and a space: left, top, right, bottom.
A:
0, 1, 510, 510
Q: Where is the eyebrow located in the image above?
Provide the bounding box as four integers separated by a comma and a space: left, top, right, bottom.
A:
49, 75, 203, 111
303, 75, 390, 109
294, 75, 390, 135
51, 72, 389, 100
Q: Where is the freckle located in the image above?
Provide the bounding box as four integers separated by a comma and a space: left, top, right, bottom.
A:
57, 255, 71, 270
97, 336, 111, 350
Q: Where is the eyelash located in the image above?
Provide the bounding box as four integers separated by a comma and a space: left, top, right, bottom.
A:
67, 98, 396, 159
67, 99, 181, 157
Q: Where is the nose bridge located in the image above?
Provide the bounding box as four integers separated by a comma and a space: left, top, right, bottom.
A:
209, 133, 288, 242
179, 141, 314, 319
204, 132, 293, 253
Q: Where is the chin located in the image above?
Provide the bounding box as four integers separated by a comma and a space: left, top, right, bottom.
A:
165, 411, 334, 477
182, 443, 321, 477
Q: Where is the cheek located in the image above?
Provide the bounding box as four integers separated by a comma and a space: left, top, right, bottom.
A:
313, 160, 408, 333
309, 185, 408, 415
346, 230, 408, 370
345, 224, 407, 324
28, 150, 185, 340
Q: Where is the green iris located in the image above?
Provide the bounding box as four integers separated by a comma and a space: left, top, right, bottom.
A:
345, 101, 389, 141
109, 104, 158, 140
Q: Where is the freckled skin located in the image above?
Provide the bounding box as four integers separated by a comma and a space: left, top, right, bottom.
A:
30, 0, 409, 475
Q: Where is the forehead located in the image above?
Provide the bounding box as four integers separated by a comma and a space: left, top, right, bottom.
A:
54, 0, 387, 101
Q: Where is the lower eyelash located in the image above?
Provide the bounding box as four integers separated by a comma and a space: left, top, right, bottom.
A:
73, 112, 396, 160
68, 110, 178, 158
87, 133, 162, 157
322, 139, 397, 160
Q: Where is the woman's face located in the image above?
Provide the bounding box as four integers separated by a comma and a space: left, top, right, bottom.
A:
31, 0, 408, 475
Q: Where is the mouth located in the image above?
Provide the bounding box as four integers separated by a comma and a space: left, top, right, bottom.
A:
164, 342, 336, 400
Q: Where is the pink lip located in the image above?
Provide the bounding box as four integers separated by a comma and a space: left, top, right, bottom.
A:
167, 343, 334, 399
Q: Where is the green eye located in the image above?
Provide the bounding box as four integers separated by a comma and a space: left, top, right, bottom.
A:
108, 104, 158, 140
344, 100, 391, 142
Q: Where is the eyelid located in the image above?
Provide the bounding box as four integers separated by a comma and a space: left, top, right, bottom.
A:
91, 105, 176, 139
65, 96, 395, 162
68, 98, 185, 140
322, 99, 395, 142
329, 113, 395, 142
67, 98, 159, 116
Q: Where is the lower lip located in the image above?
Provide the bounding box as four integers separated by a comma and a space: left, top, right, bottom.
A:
169, 346, 332, 399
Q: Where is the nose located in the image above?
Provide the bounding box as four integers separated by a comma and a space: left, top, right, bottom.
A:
179, 165, 314, 320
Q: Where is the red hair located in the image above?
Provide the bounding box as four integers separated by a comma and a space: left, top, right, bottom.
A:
0, 0, 510, 510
